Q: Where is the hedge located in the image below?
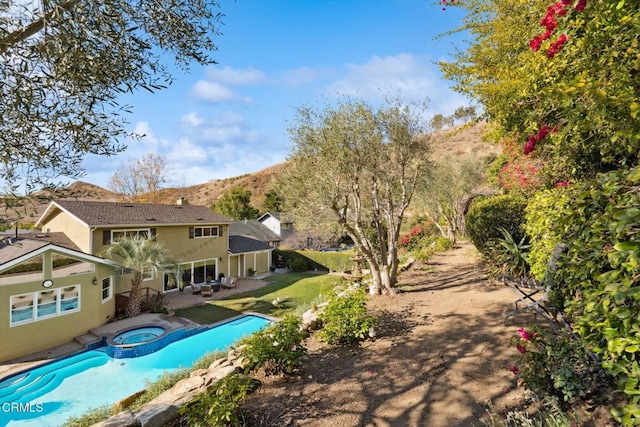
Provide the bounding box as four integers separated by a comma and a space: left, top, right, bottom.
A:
274, 250, 356, 273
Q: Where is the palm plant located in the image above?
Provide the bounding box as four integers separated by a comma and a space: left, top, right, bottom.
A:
104, 236, 180, 317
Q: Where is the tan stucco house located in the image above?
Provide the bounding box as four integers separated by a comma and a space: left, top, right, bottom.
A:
0, 233, 119, 361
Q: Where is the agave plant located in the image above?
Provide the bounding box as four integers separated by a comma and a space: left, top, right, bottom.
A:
488, 227, 531, 277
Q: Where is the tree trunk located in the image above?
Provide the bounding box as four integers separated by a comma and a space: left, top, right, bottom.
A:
125, 279, 143, 317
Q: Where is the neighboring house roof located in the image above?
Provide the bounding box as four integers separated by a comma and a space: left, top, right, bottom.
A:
257, 212, 294, 224
36, 200, 231, 228
229, 220, 281, 243
228, 235, 273, 255
0, 233, 117, 271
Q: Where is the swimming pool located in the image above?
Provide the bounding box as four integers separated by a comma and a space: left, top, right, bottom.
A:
0, 314, 271, 426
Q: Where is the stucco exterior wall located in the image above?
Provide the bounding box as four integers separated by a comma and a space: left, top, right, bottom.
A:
41, 211, 91, 253
0, 259, 115, 362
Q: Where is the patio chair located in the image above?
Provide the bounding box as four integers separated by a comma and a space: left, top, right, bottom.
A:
191, 282, 202, 295
501, 242, 567, 323
221, 276, 237, 290
201, 284, 213, 297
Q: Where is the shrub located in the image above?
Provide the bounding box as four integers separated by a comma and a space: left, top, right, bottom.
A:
288, 257, 311, 272
399, 220, 440, 251
524, 167, 640, 424
510, 326, 598, 405
62, 404, 113, 427
240, 315, 307, 375
486, 228, 530, 277
275, 249, 355, 272
465, 194, 528, 255
178, 373, 259, 427
318, 288, 377, 345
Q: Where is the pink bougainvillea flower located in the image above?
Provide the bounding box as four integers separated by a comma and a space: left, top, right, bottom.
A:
509, 365, 520, 375
516, 342, 526, 354
575, 0, 587, 11
518, 328, 532, 341
523, 136, 536, 155
546, 33, 568, 58
556, 181, 569, 187
529, 35, 543, 51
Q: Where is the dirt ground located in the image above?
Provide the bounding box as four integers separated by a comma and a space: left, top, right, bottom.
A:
239, 241, 614, 427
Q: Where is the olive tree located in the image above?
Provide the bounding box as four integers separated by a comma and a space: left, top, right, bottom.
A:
281, 98, 431, 294
0, 0, 223, 198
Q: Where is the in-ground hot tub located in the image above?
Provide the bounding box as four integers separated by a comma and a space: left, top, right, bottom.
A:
112, 326, 165, 345
106, 325, 169, 358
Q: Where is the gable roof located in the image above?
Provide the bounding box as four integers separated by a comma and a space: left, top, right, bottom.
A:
228, 235, 273, 255
257, 212, 293, 224
36, 200, 231, 228
229, 220, 281, 243
0, 233, 117, 271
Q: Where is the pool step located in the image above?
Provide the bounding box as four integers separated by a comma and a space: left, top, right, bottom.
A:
74, 332, 102, 348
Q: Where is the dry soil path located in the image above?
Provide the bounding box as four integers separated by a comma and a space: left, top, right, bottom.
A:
241, 241, 528, 427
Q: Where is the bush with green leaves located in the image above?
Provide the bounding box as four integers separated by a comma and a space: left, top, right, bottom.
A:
465, 195, 528, 256
524, 166, 640, 424
318, 287, 377, 345
275, 249, 354, 272
178, 373, 259, 427
511, 326, 598, 405
240, 315, 307, 375
486, 227, 530, 277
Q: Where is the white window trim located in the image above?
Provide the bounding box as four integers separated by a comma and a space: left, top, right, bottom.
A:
101, 276, 113, 303
111, 228, 151, 241
193, 226, 219, 238
10, 285, 81, 327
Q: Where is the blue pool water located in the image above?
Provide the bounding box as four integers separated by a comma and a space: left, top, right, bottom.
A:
0, 315, 270, 427
112, 326, 165, 345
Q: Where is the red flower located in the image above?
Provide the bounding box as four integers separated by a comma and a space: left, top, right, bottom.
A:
556, 181, 569, 187
546, 33, 567, 58
575, 0, 587, 11
524, 136, 536, 155
518, 328, 532, 341
529, 35, 543, 51
509, 365, 520, 375
516, 342, 526, 354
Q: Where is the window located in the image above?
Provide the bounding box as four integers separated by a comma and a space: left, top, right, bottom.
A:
101, 277, 112, 302
52, 253, 94, 278
10, 285, 80, 326
0, 255, 43, 286
282, 222, 292, 229
111, 229, 150, 242
170, 259, 217, 291
189, 226, 220, 239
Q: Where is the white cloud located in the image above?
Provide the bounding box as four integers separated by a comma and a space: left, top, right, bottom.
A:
191, 81, 243, 103
275, 67, 322, 88
205, 66, 267, 86
326, 53, 467, 116
181, 112, 206, 127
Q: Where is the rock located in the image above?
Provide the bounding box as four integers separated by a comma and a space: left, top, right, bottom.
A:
92, 410, 138, 427
135, 404, 180, 427
113, 390, 147, 413
189, 368, 208, 378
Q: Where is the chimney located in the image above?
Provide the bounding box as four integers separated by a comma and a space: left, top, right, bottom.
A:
177, 197, 188, 206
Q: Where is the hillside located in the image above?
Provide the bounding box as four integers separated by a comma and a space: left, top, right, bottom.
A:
1, 121, 499, 223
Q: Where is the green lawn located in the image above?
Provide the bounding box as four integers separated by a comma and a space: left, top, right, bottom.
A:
174, 272, 340, 324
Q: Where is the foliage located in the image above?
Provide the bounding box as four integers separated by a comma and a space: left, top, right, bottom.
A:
240, 315, 308, 375
486, 227, 530, 277
62, 404, 113, 427
429, 113, 454, 130
0, 0, 222, 195
413, 237, 454, 263
262, 188, 284, 213
145, 293, 169, 314
440, 0, 640, 184
465, 195, 528, 256
481, 395, 580, 427
488, 139, 545, 195
103, 236, 179, 317
511, 326, 598, 404
318, 287, 378, 345
523, 166, 640, 424
414, 153, 485, 243
212, 187, 259, 220
281, 96, 431, 294
107, 154, 169, 203
275, 249, 354, 273
399, 220, 440, 251
178, 373, 259, 427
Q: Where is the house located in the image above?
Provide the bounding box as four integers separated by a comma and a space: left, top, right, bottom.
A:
0, 233, 119, 361
228, 220, 280, 276
35, 199, 232, 293
257, 212, 294, 241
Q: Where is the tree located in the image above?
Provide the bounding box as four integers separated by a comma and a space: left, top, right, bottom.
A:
212, 187, 259, 220
414, 154, 485, 243
429, 113, 454, 131
281, 97, 431, 295
108, 153, 168, 203
439, 0, 640, 182
262, 188, 284, 213
1, 1, 223, 196
453, 105, 478, 124
104, 236, 179, 317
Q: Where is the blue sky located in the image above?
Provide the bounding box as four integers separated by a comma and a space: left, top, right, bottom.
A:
80, 0, 470, 189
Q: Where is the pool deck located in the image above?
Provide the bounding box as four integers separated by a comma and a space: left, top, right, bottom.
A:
0, 276, 272, 381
